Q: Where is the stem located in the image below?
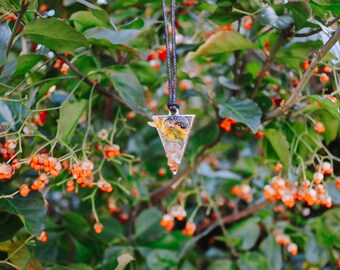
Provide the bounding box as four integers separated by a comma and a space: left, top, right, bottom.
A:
252, 30, 287, 99
6, 0, 28, 56
264, 26, 340, 121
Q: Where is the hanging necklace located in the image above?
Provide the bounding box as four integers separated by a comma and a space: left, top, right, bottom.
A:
148, 0, 195, 175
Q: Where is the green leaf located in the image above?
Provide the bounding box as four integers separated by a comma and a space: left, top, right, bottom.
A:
70, 11, 108, 32
258, 7, 294, 29
305, 234, 329, 267
84, 27, 140, 56
259, 235, 282, 270
68, 263, 93, 270
316, 110, 339, 144
208, 260, 236, 270
22, 18, 88, 53
218, 97, 262, 133
229, 217, 260, 250
0, 23, 11, 67
57, 99, 88, 142
115, 253, 135, 270
263, 129, 291, 168
237, 252, 268, 270
106, 66, 149, 115
308, 95, 340, 120
187, 31, 256, 60
62, 212, 90, 237
93, 217, 124, 243
0, 191, 46, 236
129, 61, 159, 85
320, 209, 340, 248
285, 1, 313, 30
8, 240, 42, 270
13, 54, 46, 77
76, 0, 111, 24
0, 213, 23, 242
134, 207, 163, 239
146, 249, 177, 270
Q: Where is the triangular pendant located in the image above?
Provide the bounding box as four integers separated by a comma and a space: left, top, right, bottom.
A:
149, 114, 195, 175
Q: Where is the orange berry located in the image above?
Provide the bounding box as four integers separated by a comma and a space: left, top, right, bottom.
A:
19, 184, 30, 197
335, 178, 340, 189
287, 243, 298, 256
158, 167, 166, 176
131, 188, 138, 197
264, 40, 270, 52
37, 230, 48, 242
160, 214, 174, 231
182, 222, 196, 236
255, 131, 265, 139
94, 222, 103, 234
313, 67, 319, 73
39, 4, 48, 12
302, 60, 310, 71
314, 122, 325, 133
127, 111, 136, 120
322, 66, 332, 73
320, 73, 329, 83
274, 162, 283, 172
244, 16, 253, 30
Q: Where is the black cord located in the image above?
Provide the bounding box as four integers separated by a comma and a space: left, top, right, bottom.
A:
161, 0, 179, 114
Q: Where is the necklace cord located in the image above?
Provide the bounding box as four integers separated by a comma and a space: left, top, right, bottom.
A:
161, 0, 179, 113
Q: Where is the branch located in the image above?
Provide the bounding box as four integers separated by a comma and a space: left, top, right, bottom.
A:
199, 200, 271, 231
6, 0, 28, 56
251, 30, 287, 99
54, 52, 150, 119
293, 15, 340, 38
264, 26, 340, 121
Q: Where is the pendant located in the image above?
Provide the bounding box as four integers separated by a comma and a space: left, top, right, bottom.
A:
149, 112, 195, 175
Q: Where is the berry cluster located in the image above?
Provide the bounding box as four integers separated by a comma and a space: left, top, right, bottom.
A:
273, 230, 298, 256
264, 162, 334, 208
160, 205, 197, 236
0, 140, 17, 159
70, 160, 94, 185
30, 154, 62, 177
0, 163, 15, 180
103, 144, 121, 159
231, 184, 253, 202
220, 118, 237, 132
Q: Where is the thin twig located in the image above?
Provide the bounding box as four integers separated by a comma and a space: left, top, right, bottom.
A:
54, 52, 150, 119
251, 30, 287, 99
264, 26, 340, 121
6, 0, 28, 56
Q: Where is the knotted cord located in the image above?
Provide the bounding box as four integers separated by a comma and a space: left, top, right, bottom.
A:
161, 0, 179, 114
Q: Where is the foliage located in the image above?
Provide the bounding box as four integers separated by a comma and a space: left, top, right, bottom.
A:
0, 0, 339, 269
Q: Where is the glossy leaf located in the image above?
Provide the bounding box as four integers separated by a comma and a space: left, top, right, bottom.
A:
8, 240, 42, 270
229, 217, 260, 250
76, 0, 111, 24
70, 11, 108, 32
258, 7, 294, 29
106, 66, 148, 115
0, 23, 11, 67
84, 27, 140, 56
57, 99, 88, 142
259, 235, 282, 270
0, 191, 46, 236
263, 129, 291, 168
187, 31, 256, 60
22, 18, 88, 52
134, 207, 163, 239
218, 98, 262, 133
62, 212, 90, 237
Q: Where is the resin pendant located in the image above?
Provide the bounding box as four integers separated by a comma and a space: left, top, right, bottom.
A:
149, 113, 195, 175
